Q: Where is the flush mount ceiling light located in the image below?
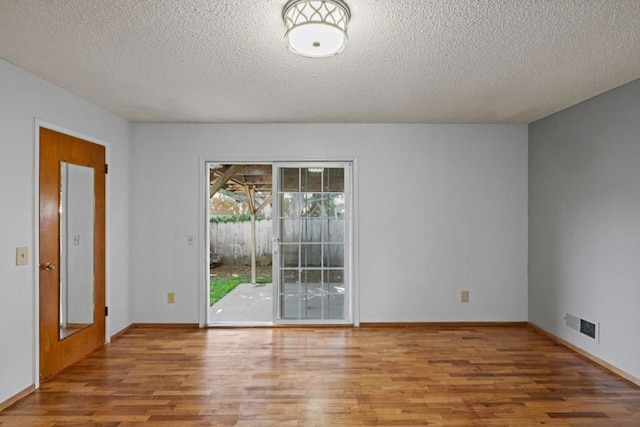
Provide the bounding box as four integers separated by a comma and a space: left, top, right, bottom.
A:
283, 0, 351, 58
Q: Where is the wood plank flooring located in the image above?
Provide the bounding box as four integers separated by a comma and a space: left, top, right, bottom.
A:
1, 325, 639, 426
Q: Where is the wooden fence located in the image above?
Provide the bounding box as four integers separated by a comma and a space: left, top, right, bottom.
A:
210, 219, 345, 266
210, 220, 272, 266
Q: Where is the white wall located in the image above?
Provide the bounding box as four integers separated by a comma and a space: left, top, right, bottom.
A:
529, 79, 640, 380
130, 124, 528, 323
0, 59, 131, 404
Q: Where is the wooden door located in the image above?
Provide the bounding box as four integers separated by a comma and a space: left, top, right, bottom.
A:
39, 128, 106, 380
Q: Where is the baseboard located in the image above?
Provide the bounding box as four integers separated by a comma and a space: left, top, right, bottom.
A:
360, 321, 528, 328
110, 324, 134, 340
528, 323, 640, 388
131, 323, 200, 329
132, 321, 529, 329
0, 385, 35, 412
215, 326, 353, 329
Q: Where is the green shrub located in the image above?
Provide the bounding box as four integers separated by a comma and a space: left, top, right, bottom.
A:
209, 214, 266, 224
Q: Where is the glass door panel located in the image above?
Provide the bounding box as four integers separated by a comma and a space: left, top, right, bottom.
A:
274, 164, 351, 323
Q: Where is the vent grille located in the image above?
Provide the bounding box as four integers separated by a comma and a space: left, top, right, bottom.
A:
564, 313, 599, 342
580, 319, 597, 339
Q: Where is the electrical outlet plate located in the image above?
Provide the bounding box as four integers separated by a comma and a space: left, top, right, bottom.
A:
187, 235, 195, 246
461, 290, 470, 303
167, 292, 175, 304
16, 247, 28, 266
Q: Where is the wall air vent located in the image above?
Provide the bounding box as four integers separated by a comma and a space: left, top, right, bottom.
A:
580, 319, 597, 339
564, 313, 599, 342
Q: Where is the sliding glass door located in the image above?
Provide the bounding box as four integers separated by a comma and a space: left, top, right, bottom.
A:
273, 163, 352, 324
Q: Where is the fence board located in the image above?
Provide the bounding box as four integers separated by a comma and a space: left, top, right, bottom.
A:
210, 219, 344, 266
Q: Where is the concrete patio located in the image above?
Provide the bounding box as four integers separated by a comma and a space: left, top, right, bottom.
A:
208, 282, 273, 324
207, 281, 345, 324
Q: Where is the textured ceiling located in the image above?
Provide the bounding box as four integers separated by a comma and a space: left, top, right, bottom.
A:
0, 0, 639, 124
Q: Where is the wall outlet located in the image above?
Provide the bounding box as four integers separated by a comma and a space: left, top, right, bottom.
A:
461, 290, 470, 303
16, 247, 28, 266
187, 235, 195, 246
167, 292, 175, 304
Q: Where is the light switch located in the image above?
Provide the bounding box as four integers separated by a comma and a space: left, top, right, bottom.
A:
16, 247, 28, 266
72, 235, 80, 245
187, 235, 195, 246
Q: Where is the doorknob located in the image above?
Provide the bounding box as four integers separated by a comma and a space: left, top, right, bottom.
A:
40, 262, 55, 271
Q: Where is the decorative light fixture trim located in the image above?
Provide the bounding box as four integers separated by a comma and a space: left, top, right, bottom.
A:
283, 0, 351, 58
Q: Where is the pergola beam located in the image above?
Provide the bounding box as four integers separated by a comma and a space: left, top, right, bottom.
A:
209, 165, 242, 197
255, 194, 273, 215
243, 185, 258, 285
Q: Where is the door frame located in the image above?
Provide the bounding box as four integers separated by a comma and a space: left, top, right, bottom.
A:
198, 156, 360, 328
32, 120, 111, 388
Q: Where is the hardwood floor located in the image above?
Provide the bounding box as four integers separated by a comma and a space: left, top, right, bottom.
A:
1, 325, 639, 426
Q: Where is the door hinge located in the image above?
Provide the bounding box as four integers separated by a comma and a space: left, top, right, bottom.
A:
105, 164, 109, 174
105, 306, 109, 317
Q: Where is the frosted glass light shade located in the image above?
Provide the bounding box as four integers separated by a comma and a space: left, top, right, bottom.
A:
283, 0, 350, 58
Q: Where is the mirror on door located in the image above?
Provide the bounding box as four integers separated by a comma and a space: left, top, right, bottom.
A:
59, 162, 95, 339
